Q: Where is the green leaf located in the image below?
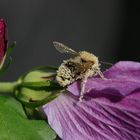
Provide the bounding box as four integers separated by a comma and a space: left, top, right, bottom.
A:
0, 95, 56, 140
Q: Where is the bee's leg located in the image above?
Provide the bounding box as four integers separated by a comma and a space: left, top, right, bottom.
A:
79, 77, 87, 102
98, 70, 107, 80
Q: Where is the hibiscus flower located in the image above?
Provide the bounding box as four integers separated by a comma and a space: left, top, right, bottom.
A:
42, 61, 140, 140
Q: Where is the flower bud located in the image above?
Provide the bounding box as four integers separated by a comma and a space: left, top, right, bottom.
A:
15, 67, 63, 108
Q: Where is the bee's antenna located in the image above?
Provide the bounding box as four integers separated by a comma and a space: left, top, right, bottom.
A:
100, 61, 113, 66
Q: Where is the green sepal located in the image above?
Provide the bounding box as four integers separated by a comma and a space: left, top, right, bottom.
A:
16, 90, 64, 108
0, 57, 12, 75
0, 42, 16, 73
6, 41, 16, 57
20, 81, 63, 91
22, 66, 57, 82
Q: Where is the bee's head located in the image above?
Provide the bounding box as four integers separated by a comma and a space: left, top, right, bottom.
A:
79, 51, 99, 65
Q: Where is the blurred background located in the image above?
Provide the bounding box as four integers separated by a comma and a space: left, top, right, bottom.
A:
0, 0, 140, 81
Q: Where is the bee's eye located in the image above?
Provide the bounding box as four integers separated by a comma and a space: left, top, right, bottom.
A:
81, 59, 86, 63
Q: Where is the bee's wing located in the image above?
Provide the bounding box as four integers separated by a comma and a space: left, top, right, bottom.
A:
53, 41, 78, 55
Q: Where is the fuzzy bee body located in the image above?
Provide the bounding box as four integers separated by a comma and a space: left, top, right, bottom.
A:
56, 52, 100, 87
53, 41, 102, 101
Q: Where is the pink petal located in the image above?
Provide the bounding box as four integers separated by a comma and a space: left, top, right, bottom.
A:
42, 61, 140, 140
43, 90, 140, 140
0, 19, 8, 63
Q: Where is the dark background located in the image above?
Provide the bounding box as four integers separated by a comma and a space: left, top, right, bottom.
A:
0, 0, 140, 81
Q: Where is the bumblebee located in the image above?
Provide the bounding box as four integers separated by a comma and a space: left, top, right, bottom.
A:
53, 41, 104, 101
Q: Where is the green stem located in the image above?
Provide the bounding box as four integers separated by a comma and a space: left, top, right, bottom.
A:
0, 82, 19, 94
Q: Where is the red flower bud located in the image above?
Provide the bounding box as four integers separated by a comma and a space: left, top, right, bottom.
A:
0, 19, 8, 64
